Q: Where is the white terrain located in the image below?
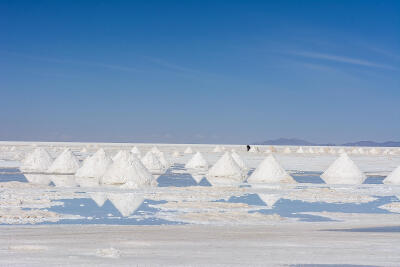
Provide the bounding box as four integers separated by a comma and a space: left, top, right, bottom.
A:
1, 141, 400, 266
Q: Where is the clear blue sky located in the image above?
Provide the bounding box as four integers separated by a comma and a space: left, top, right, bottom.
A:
1, 0, 399, 144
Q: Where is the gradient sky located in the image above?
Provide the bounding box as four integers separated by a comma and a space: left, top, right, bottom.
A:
1, 0, 399, 144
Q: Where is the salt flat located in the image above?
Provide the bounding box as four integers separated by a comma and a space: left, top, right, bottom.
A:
1, 141, 400, 265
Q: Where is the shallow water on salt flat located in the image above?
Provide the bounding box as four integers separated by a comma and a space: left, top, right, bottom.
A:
1, 164, 399, 225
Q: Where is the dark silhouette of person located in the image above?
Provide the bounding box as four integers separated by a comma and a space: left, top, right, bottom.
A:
246, 145, 251, 152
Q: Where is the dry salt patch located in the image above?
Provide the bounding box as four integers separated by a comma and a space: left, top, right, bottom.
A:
185, 152, 208, 170
247, 155, 295, 184
141, 151, 164, 174
47, 149, 80, 174
207, 152, 246, 185
321, 153, 366, 184
101, 150, 157, 189
184, 147, 193, 154
20, 148, 53, 173
383, 166, 400, 185
96, 247, 121, 259
76, 148, 111, 178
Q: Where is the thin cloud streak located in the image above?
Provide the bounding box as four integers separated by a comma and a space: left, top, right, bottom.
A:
289, 51, 398, 71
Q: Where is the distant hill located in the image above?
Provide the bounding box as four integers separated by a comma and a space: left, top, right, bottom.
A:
254, 138, 400, 147
342, 141, 400, 147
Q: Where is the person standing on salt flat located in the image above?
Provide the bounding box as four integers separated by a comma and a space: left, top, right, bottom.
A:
47, 148, 80, 174
247, 155, 295, 184
101, 150, 157, 189
207, 152, 246, 185
320, 153, 366, 184
75, 148, 112, 179
20, 147, 53, 173
246, 145, 251, 152
383, 166, 400, 184
185, 151, 208, 170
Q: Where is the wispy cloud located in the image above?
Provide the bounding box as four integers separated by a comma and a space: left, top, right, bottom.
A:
288, 51, 398, 71
145, 56, 201, 74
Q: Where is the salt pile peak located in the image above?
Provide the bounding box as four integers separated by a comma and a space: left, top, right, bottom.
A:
185, 151, 208, 170
321, 153, 366, 184
75, 148, 112, 178
184, 147, 193, 154
151, 146, 161, 155
207, 152, 245, 184
101, 150, 157, 188
157, 152, 170, 169
141, 151, 164, 174
231, 151, 247, 170
383, 166, 400, 184
47, 149, 80, 174
131, 146, 141, 155
21, 147, 53, 172
296, 147, 304, 154
247, 155, 295, 184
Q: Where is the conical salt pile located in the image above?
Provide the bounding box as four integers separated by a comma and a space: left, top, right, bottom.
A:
157, 152, 170, 169
249, 146, 259, 153
107, 193, 144, 217
207, 152, 245, 184
213, 145, 222, 153
337, 148, 346, 154
321, 153, 366, 184
81, 147, 88, 153
21, 148, 53, 172
296, 147, 304, 154
308, 147, 315, 154
185, 152, 208, 170
151, 146, 161, 155
369, 148, 379, 155
101, 150, 157, 188
329, 148, 336, 154
357, 147, 365, 154
141, 151, 164, 174
131, 146, 141, 156
318, 147, 325, 153
172, 150, 181, 157
247, 155, 295, 184
47, 149, 80, 174
231, 151, 247, 170
283, 147, 291, 154
184, 147, 193, 154
75, 148, 112, 178
112, 150, 126, 162
383, 166, 400, 184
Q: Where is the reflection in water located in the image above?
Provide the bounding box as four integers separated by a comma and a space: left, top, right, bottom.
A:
90, 192, 107, 207
51, 175, 77, 187
257, 193, 283, 208
107, 193, 144, 217
24, 174, 51, 185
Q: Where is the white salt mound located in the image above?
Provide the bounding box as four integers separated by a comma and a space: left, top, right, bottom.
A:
369, 148, 379, 155
308, 148, 314, 154
208, 152, 245, 183
185, 152, 208, 170
184, 147, 193, 154
172, 150, 181, 157
47, 149, 80, 174
247, 155, 295, 184
141, 151, 164, 174
112, 150, 126, 162
213, 145, 222, 153
101, 151, 157, 188
283, 147, 291, 154
157, 152, 170, 169
321, 153, 366, 184
296, 147, 304, 154
131, 146, 141, 155
249, 146, 259, 153
383, 166, 400, 185
21, 148, 53, 172
231, 151, 247, 170
151, 146, 161, 155
75, 148, 112, 178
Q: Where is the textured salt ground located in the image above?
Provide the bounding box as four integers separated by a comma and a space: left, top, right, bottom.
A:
0, 224, 399, 266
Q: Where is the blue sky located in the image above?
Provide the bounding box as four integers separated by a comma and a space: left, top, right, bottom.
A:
1, 0, 399, 144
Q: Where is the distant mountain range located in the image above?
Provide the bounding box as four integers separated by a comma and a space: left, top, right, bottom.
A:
254, 138, 400, 147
